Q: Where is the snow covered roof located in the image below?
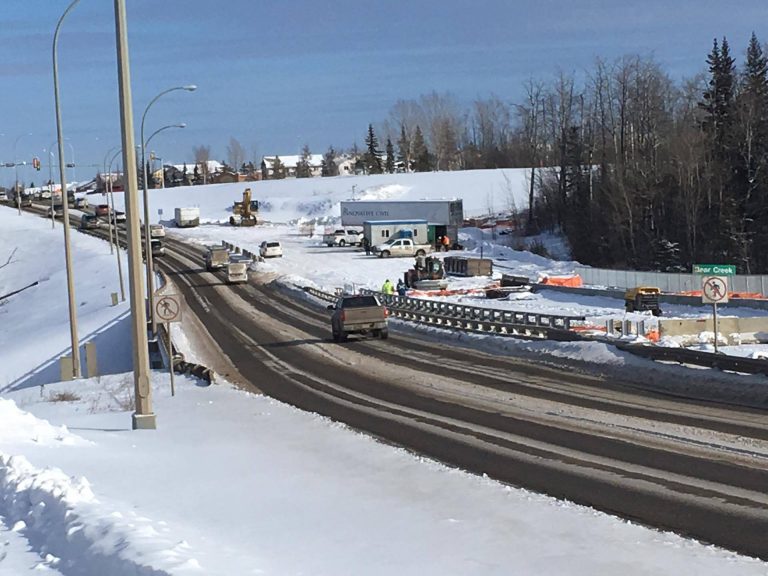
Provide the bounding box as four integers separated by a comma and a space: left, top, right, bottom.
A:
171, 160, 224, 174
262, 154, 324, 169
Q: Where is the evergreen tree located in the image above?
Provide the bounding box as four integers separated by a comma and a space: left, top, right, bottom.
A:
296, 145, 312, 178
733, 33, 768, 271
700, 37, 736, 152
193, 164, 200, 185
411, 125, 433, 172
321, 146, 339, 177
385, 137, 395, 173
271, 156, 285, 179
364, 124, 382, 174
397, 124, 411, 172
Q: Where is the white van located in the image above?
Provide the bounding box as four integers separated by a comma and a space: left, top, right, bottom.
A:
259, 240, 283, 258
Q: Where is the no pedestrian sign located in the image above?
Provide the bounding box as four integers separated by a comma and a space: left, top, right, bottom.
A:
155, 294, 182, 323
701, 276, 729, 304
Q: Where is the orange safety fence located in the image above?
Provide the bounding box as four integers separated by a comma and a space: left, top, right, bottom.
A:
407, 287, 489, 298
538, 274, 583, 288
677, 290, 766, 299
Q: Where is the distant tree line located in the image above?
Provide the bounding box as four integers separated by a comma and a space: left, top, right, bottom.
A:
348, 33, 768, 273
181, 34, 768, 273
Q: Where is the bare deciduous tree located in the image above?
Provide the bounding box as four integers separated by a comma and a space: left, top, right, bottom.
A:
193, 145, 211, 184
226, 137, 246, 171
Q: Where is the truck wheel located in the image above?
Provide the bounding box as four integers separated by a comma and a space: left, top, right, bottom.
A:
380, 328, 389, 340
372, 329, 381, 338
339, 239, 346, 247
381, 250, 390, 258
415, 249, 426, 257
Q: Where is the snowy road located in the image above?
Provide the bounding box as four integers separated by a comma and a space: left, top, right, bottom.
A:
153, 236, 768, 560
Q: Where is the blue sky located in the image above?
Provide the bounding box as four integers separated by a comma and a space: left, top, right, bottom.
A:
1, 0, 766, 185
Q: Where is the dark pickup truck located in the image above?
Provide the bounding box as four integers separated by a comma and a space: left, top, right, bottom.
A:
328, 294, 388, 342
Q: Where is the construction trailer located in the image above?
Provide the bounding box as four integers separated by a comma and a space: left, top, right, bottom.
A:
341, 200, 463, 247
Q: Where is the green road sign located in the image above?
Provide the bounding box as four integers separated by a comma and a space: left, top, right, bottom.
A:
693, 264, 736, 275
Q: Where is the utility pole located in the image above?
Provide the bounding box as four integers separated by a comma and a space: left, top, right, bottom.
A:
114, 0, 155, 429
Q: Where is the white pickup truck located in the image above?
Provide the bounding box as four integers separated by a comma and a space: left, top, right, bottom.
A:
372, 237, 432, 258
322, 228, 363, 247
226, 254, 251, 284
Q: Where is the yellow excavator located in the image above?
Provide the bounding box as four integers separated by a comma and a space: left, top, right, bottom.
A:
230, 188, 259, 226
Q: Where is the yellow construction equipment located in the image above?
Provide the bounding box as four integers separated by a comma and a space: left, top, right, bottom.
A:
230, 188, 258, 226
624, 286, 662, 316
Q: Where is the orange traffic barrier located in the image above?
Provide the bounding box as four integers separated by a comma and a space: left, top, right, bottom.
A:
539, 274, 583, 288
677, 290, 765, 299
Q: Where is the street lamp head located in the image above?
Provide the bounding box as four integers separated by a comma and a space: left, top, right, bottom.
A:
177, 123, 187, 128
183, 84, 197, 92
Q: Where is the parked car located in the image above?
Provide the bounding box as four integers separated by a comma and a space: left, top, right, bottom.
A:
322, 228, 363, 247
259, 240, 283, 258
0, 191, 8, 202
47, 204, 64, 218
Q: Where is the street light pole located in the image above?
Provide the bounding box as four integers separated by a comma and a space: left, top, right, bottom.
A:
114, 0, 155, 429
108, 148, 126, 302
102, 147, 117, 255
140, 86, 195, 336
52, 0, 81, 379
14, 133, 31, 216
144, 123, 183, 196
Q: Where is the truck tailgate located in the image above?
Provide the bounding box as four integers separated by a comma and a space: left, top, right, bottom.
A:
345, 307, 386, 325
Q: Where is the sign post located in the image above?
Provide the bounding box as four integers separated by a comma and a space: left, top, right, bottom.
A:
154, 293, 182, 396
701, 276, 729, 353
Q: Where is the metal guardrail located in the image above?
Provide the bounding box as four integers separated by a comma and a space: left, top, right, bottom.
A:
362, 289, 585, 330
614, 342, 768, 376
222, 241, 259, 262
303, 285, 584, 341
304, 285, 768, 375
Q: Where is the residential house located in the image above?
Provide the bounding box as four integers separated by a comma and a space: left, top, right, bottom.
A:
261, 154, 324, 179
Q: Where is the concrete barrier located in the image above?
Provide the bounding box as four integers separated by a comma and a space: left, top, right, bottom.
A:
659, 317, 768, 345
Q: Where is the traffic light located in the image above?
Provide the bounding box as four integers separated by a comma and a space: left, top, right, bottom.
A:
32, 157, 41, 171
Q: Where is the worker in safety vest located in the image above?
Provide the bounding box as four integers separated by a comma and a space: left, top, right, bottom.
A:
381, 279, 394, 295
441, 234, 451, 251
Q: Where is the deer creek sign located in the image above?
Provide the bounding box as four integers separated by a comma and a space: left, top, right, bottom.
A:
693, 264, 736, 275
